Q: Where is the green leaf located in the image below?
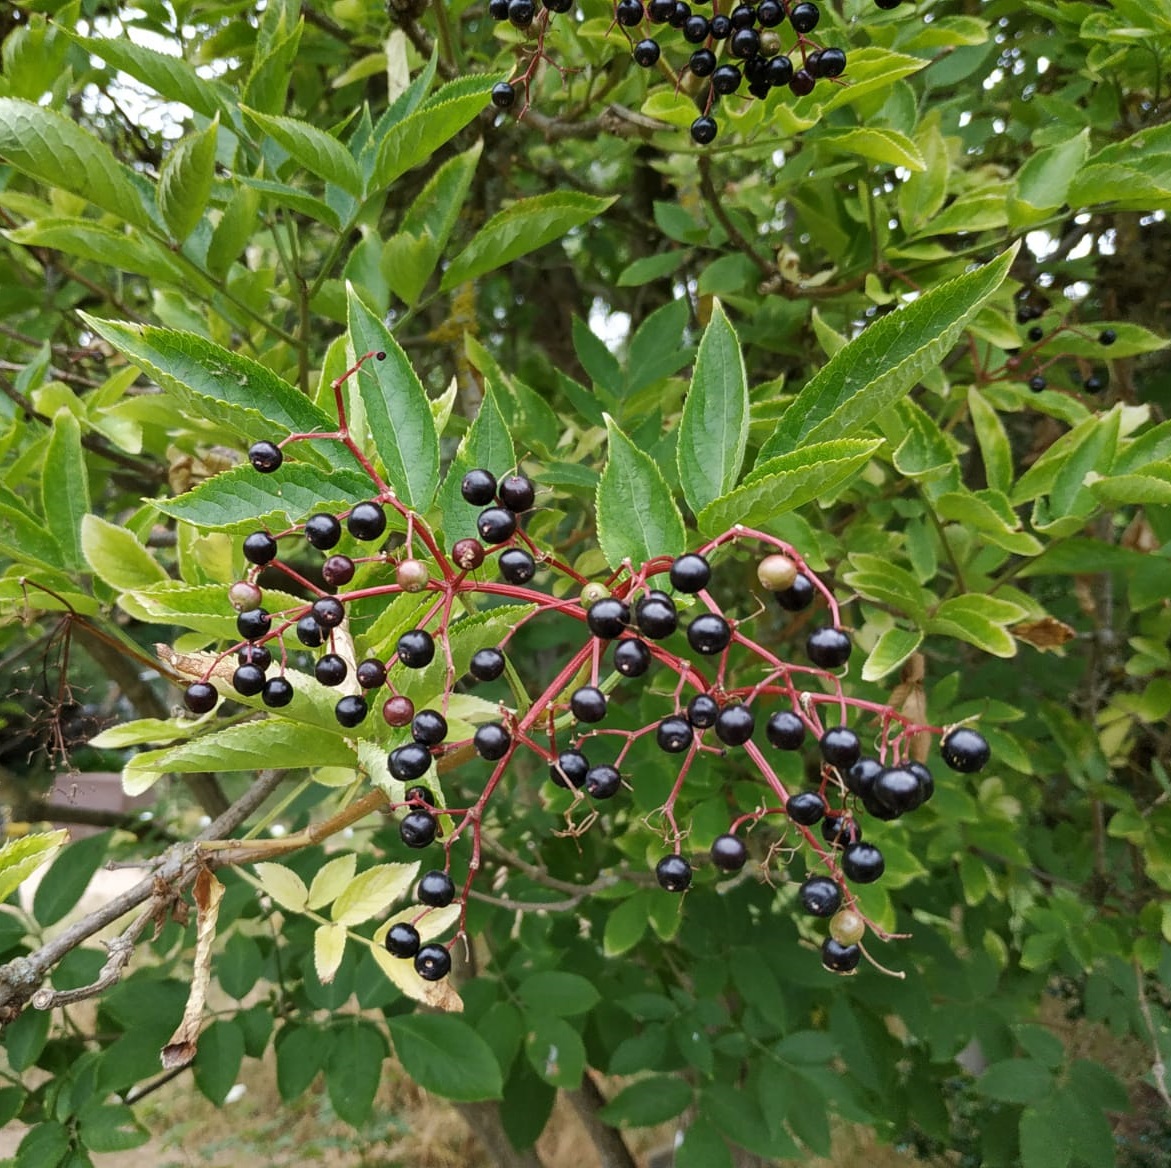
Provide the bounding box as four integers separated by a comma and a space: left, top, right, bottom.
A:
218, 933, 264, 1000
598, 1075, 693, 1128
77, 1103, 149, 1153
968, 387, 1013, 494
240, 176, 341, 230
241, 106, 363, 198
0, 829, 67, 903
1044, 321, 1169, 359
603, 892, 650, 956
33, 831, 111, 927
441, 192, 617, 291
862, 627, 923, 681
596, 417, 686, 570
935, 490, 1043, 556
677, 1118, 734, 1168
1019, 1100, 1072, 1168
0, 98, 151, 228
5, 1003, 51, 1071
3, 219, 189, 286
158, 117, 219, 242
677, 301, 749, 515
276, 1025, 329, 1102
193, 1019, 245, 1105
41, 408, 89, 569
515, 972, 601, 1018
347, 286, 440, 510
929, 595, 1027, 659
976, 1059, 1054, 1104
326, 1020, 386, 1126
1009, 130, 1090, 225
617, 251, 688, 287
758, 246, 1016, 457
208, 184, 262, 278
818, 126, 926, 171
80, 515, 168, 590
14, 1120, 69, 1168
698, 439, 882, 535
524, 1014, 586, 1089
390, 1014, 503, 1101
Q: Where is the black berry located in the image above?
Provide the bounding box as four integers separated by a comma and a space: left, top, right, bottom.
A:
806, 627, 852, 669
635, 595, 677, 639
656, 854, 692, 892
184, 682, 218, 714
415, 944, 451, 981
491, 82, 516, 110
657, 716, 693, 753
356, 659, 386, 689
304, 513, 342, 550
238, 644, 272, 669
669, 554, 711, 593
233, 664, 266, 696
799, 875, 842, 917
469, 648, 506, 682
243, 531, 278, 565
730, 26, 759, 57
766, 55, 794, 85
715, 704, 755, 746
821, 937, 862, 973
941, 727, 990, 773
347, 502, 386, 541
766, 710, 807, 750
296, 616, 324, 648
907, 760, 935, 803
690, 116, 718, 145
614, 638, 651, 677
710, 12, 731, 36
1029, 375, 1047, 392
842, 842, 885, 883
845, 756, 882, 798
818, 46, 846, 76
711, 64, 742, 95
335, 695, 368, 728
389, 743, 432, 782
571, 686, 607, 723
587, 598, 630, 639
383, 696, 415, 727
873, 766, 923, 815
418, 870, 456, 907
775, 573, 815, 611
236, 608, 271, 642
683, 13, 709, 42
400, 809, 438, 848
322, 555, 355, 587
786, 791, 827, 826
711, 834, 748, 872
315, 654, 348, 686
550, 750, 590, 789
633, 38, 661, 66
1099, 328, 1117, 346
312, 596, 345, 629
757, 0, 783, 25
789, 69, 815, 96
616, 0, 644, 25
248, 440, 283, 473
462, 469, 497, 506
499, 548, 536, 584
262, 677, 294, 708
687, 613, 731, 655
498, 474, 536, 512
821, 815, 861, 847
687, 693, 720, 729
820, 726, 861, 768
585, 764, 622, 799
689, 50, 717, 78
385, 922, 421, 958
411, 709, 448, 746
789, 1, 819, 32
474, 722, 511, 761
1028, 326, 1045, 343
397, 630, 435, 669
648, 0, 673, 19
508, 0, 535, 26
477, 507, 517, 545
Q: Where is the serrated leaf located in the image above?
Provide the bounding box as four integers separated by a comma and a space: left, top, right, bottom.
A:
254, 863, 309, 912
968, 386, 1013, 494
307, 853, 358, 910
929, 595, 1023, 659
120, 580, 303, 641
1010, 130, 1090, 225
596, 417, 686, 570
677, 302, 749, 515
818, 126, 926, 171
758, 246, 1016, 458
441, 192, 617, 291
41, 408, 89, 569
314, 923, 348, 984
158, 117, 218, 241
4, 219, 189, 286
81, 514, 168, 589
862, 627, 923, 681
88, 717, 201, 748
698, 440, 881, 535
331, 862, 418, 926
347, 287, 439, 510
0, 829, 67, 904
241, 106, 363, 197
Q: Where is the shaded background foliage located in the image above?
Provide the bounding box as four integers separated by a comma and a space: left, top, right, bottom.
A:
0, 0, 1169, 1166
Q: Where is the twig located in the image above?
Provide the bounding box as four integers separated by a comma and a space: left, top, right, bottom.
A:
1134, 957, 1171, 1112
566, 1073, 639, 1168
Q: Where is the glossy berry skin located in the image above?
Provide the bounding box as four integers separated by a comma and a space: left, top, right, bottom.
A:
648, 0, 674, 20
474, 723, 511, 761
453, 538, 486, 571
585, 764, 622, 799
1099, 328, 1117, 346
389, 744, 433, 783
347, 502, 386, 542
385, 922, 421, 958
789, 69, 815, 96
688, 614, 732, 656
545, 0, 574, 10
633, 38, 661, 67
635, 596, 677, 639
712, 64, 742, 94
238, 644, 272, 669
1084, 375, 1105, 393
315, 654, 348, 687
469, 648, 506, 682
687, 693, 720, 729
587, 598, 630, 639
404, 785, 432, 806
709, 12, 731, 36
489, 0, 508, 14
550, 750, 590, 789
657, 716, 693, 754
874, 0, 901, 7
397, 630, 435, 669
382, 696, 415, 728
757, 554, 798, 591
397, 559, 430, 594
491, 82, 516, 110
233, 664, 266, 696
715, 704, 755, 746
669, 553, 711, 593
842, 842, 885, 884
845, 756, 882, 798
670, 1, 690, 27
616, 0, 644, 25
799, 875, 842, 917
462, 469, 498, 506
775, 573, 815, 611
789, 1, 819, 32
942, 727, 990, 773
499, 548, 536, 584
571, 686, 607, 723
821, 938, 862, 973
689, 50, 717, 78
806, 627, 852, 669
236, 608, 271, 642
711, 834, 748, 872
614, 638, 651, 677
907, 760, 935, 803
418, 870, 456, 907
1029, 375, 1047, 393
757, 0, 783, 25
1028, 326, 1045, 343
728, 2, 755, 26
296, 616, 324, 648
820, 726, 861, 768
262, 677, 294, 708
356, 659, 386, 689
312, 596, 345, 630
243, 531, 278, 565
730, 27, 760, 57
656, 854, 692, 892
411, 709, 448, 746
322, 555, 355, 587
766, 710, 806, 750
335, 695, 368, 728
786, 791, 827, 826
415, 944, 451, 981
477, 507, 517, 545
821, 815, 861, 847
690, 116, 718, 145
874, 766, 923, 815
229, 581, 263, 612
248, 441, 283, 473
818, 46, 846, 77
767, 55, 794, 85
498, 474, 536, 512
304, 513, 342, 550
508, 0, 535, 26
683, 14, 709, 42
400, 809, 438, 848
184, 682, 218, 714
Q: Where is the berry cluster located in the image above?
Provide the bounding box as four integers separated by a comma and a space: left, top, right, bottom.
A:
182, 350, 990, 980
487, 0, 904, 145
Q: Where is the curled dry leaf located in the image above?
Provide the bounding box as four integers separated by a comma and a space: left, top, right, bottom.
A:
888, 653, 930, 763
1013, 617, 1077, 651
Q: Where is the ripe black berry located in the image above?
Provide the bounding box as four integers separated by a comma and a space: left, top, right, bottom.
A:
633, 38, 661, 66
648, 0, 673, 19
296, 616, 324, 648
941, 727, 990, 773
497, 474, 536, 512
614, 638, 651, 677
818, 46, 846, 76
711, 64, 742, 95
499, 548, 536, 584
907, 760, 935, 803
312, 596, 345, 629
550, 749, 589, 789
397, 630, 435, 669
687, 613, 731, 656
389, 743, 432, 782
657, 716, 693, 753
585, 764, 622, 799
873, 766, 923, 815
587, 598, 630, 639
656, 854, 692, 892
315, 654, 347, 686
1099, 328, 1117, 346
821, 937, 862, 973
789, 69, 815, 96
616, 0, 644, 26
845, 756, 882, 798
670, 1, 690, 26
690, 116, 718, 145
477, 506, 517, 545
236, 608, 271, 642
489, 0, 508, 15
1029, 375, 1047, 392
243, 531, 278, 565
417, 870, 456, 908
1084, 374, 1106, 393
711, 834, 748, 872
491, 82, 516, 110
710, 12, 731, 36
786, 791, 827, 826
766, 55, 794, 85
715, 704, 755, 746
687, 693, 719, 729
385, 922, 421, 958
1028, 326, 1045, 343
799, 875, 842, 917
730, 27, 759, 57
400, 809, 438, 848
729, 2, 755, 27
411, 709, 448, 746
233, 664, 266, 696
405, 785, 432, 806
238, 644, 271, 669
474, 722, 511, 761
820, 726, 861, 768
757, 0, 783, 24
469, 648, 506, 682
571, 686, 607, 723
545, 0, 573, 10
335, 695, 368, 728
669, 553, 711, 593
775, 573, 815, 611
683, 13, 709, 41
508, 0, 535, 26
304, 513, 342, 550
322, 555, 355, 587
635, 596, 677, 639
184, 682, 218, 714
874, 0, 900, 7
347, 502, 386, 541
806, 627, 852, 669
262, 677, 294, 708
842, 842, 885, 884
689, 49, 717, 78
415, 944, 451, 981
789, 1, 819, 32
462, 469, 497, 506
356, 659, 386, 689
248, 440, 283, 473
766, 710, 806, 750
821, 815, 861, 846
